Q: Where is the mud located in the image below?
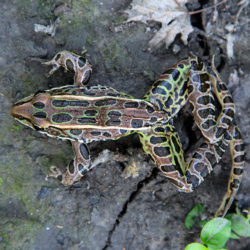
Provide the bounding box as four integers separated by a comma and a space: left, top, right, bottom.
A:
0, 0, 249, 249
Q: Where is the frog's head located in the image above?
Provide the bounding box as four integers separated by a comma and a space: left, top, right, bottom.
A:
11, 90, 69, 139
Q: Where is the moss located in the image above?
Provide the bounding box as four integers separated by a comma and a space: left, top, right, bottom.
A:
0, 218, 42, 249
10, 124, 21, 133
114, 15, 128, 24
14, 0, 54, 19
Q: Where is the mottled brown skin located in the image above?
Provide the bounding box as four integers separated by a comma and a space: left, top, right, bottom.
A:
11, 51, 245, 217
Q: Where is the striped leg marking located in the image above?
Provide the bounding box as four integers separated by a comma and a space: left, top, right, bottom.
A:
188, 57, 235, 144
215, 126, 245, 217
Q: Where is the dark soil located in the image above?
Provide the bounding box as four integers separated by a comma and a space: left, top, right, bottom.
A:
0, 0, 249, 249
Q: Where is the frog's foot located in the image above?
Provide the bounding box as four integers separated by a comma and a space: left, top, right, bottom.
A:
43, 50, 92, 86
47, 164, 88, 186
46, 165, 64, 183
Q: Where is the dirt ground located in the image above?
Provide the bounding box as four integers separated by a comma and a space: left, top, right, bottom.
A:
0, 0, 249, 249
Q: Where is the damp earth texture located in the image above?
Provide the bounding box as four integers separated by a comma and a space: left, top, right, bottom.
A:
1, 1, 249, 249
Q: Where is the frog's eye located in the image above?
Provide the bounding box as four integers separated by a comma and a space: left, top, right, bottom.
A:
33, 125, 43, 131
14, 114, 26, 120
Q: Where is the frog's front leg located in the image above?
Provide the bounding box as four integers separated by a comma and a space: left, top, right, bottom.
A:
47, 141, 91, 186
43, 50, 92, 86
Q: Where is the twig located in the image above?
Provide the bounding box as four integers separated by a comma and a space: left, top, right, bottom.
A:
234, 0, 248, 28
188, 0, 227, 15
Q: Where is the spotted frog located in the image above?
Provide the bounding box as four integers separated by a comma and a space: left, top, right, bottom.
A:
11, 51, 245, 216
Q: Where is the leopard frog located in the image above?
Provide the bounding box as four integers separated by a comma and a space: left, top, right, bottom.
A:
11, 51, 245, 217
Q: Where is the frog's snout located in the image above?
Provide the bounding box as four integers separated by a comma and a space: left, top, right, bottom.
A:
10, 102, 32, 120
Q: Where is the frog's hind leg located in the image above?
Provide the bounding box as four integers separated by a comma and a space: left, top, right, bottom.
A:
187, 57, 244, 215
138, 124, 229, 193
215, 126, 245, 217
138, 124, 244, 216
138, 125, 193, 192
43, 50, 92, 86
188, 56, 235, 144
47, 141, 91, 186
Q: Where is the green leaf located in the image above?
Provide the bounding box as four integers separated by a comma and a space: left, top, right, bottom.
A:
226, 213, 250, 237
185, 242, 208, 250
201, 218, 231, 249
230, 232, 240, 239
185, 204, 205, 229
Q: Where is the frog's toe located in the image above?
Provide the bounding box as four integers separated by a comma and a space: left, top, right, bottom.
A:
46, 165, 63, 182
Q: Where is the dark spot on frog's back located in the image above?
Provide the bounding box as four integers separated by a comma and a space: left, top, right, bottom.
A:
78, 117, 96, 124
33, 101, 45, 109
70, 129, 82, 135
106, 119, 121, 126
131, 119, 143, 128
95, 98, 117, 106
124, 102, 139, 108
103, 132, 111, 137
52, 99, 89, 107
52, 113, 72, 123
108, 111, 121, 117
34, 112, 47, 119
90, 131, 101, 136
85, 110, 98, 116
107, 92, 120, 97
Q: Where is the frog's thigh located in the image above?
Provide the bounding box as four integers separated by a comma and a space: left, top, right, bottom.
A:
138, 126, 193, 192
61, 141, 91, 186
188, 59, 235, 143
